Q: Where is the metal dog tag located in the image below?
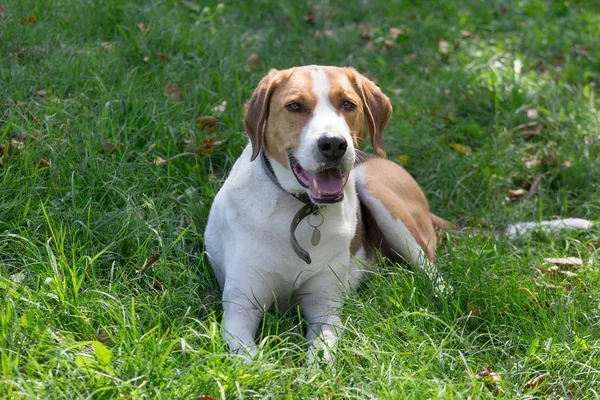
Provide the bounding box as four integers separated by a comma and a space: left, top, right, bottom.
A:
311, 227, 321, 246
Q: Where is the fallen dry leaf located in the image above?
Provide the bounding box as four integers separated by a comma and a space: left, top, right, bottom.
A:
526, 108, 539, 119
524, 373, 548, 390
199, 396, 218, 400
35, 159, 51, 168
521, 121, 542, 140
157, 51, 171, 63
97, 330, 114, 347
585, 242, 600, 251
137, 21, 146, 32
449, 142, 472, 155
197, 139, 215, 156
389, 27, 404, 40
52, 329, 66, 344
526, 174, 545, 199
477, 365, 504, 394
543, 257, 583, 268
100, 42, 112, 51
165, 84, 182, 100
212, 101, 227, 115
9, 48, 25, 58
152, 279, 164, 291
323, 29, 333, 37
138, 254, 160, 274
244, 53, 261, 72
303, 10, 314, 23
143, 56, 150, 63
508, 188, 527, 199
19, 15, 37, 25
101, 140, 124, 154
467, 301, 480, 318
575, 46, 593, 62
437, 39, 450, 55
196, 116, 217, 133
459, 30, 471, 38
36, 89, 47, 98
154, 156, 167, 166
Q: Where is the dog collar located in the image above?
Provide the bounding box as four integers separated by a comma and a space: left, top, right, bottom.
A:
260, 150, 319, 264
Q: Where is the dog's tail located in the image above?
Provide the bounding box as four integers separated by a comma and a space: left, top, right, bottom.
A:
432, 214, 594, 239
499, 218, 594, 239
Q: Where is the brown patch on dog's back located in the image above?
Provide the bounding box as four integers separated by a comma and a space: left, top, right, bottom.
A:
361, 158, 437, 261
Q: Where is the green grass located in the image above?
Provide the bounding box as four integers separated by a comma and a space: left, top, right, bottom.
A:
1, 0, 600, 398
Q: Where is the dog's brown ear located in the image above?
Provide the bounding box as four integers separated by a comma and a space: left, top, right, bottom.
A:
244, 69, 282, 161
352, 70, 392, 158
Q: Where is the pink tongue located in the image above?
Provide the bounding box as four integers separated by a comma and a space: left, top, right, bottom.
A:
310, 169, 345, 195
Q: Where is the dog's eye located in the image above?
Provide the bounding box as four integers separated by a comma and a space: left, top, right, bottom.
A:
343, 100, 356, 111
285, 102, 302, 112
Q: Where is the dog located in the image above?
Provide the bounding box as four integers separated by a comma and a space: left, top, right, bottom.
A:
204, 65, 593, 362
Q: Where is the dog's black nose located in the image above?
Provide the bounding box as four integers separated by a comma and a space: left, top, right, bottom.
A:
318, 136, 348, 161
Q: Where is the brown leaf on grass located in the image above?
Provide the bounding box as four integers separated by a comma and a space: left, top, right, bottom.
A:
508, 188, 527, 199
383, 40, 395, 51
477, 365, 504, 394
100, 42, 112, 51
459, 30, 472, 38
165, 84, 182, 100
575, 46, 594, 62
437, 39, 450, 55
36, 89, 47, 98
156, 51, 171, 63
101, 140, 124, 154
19, 15, 37, 25
197, 139, 227, 157
199, 396, 218, 400
244, 53, 261, 72
152, 279, 164, 291
137, 21, 146, 32
197, 139, 215, 156
9, 48, 25, 58
526, 174, 545, 199
196, 116, 217, 133
543, 257, 583, 268
526, 108, 539, 119
303, 11, 314, 23
153, 156, 167, 166
358, 24, 371, 42
97, 330, 114, 347
521, 121, 542, 140
0, 5, 6, 18
138, 254, 160, 274
52, 329, 66, 344
389, 27, 404, 40
35, 159, 51, 168
212, 101, 227, 115
585, 242, 600, 251
524, 373, 548, 390
467, 301, 480, 317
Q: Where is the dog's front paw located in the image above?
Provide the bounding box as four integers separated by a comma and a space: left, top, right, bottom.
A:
305, 339, 336, 366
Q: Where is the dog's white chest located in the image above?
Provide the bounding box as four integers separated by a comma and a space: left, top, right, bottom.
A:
204, 146, 359, 293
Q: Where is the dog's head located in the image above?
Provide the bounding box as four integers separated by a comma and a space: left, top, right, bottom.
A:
244, 66, 392, 204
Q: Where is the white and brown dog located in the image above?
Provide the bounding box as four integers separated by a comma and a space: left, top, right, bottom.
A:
204, 65, 593, 361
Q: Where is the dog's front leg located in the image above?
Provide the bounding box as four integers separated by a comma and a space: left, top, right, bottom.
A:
297, 275, 345, 364
221, 279, 273, 360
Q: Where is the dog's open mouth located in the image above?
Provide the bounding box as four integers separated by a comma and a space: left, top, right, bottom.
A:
289, 154, 349, 203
